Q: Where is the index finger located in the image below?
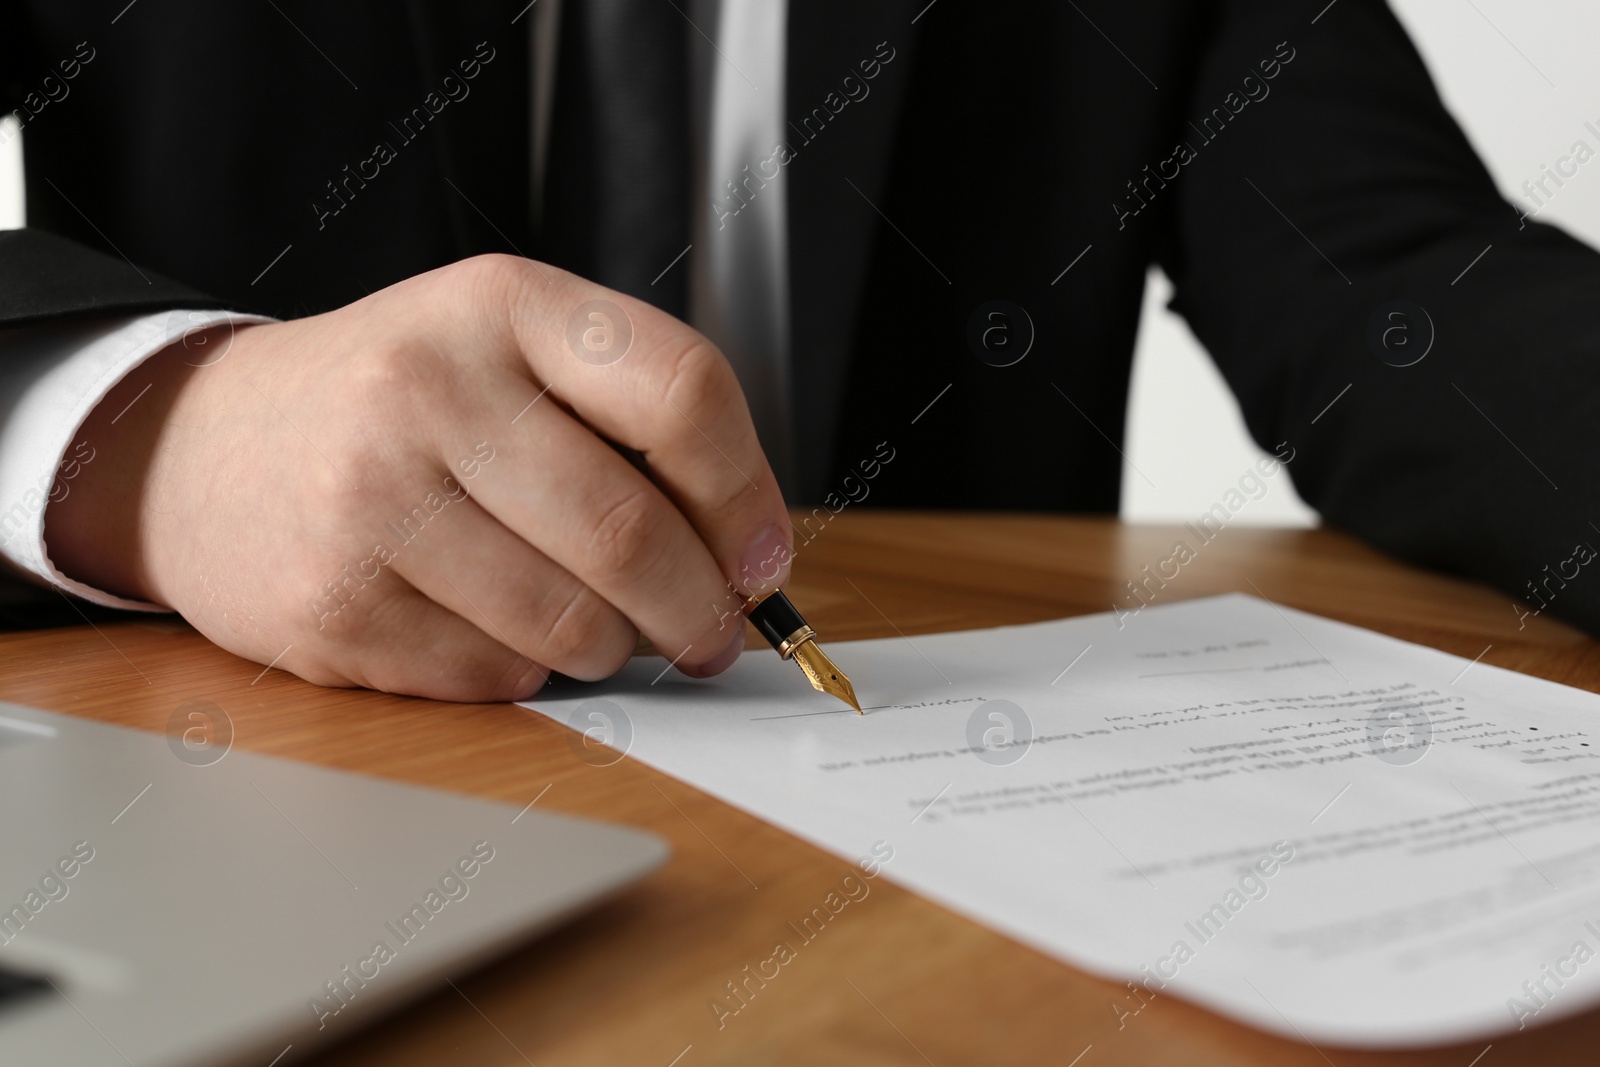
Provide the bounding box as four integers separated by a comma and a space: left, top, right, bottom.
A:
495, 258, 796, 598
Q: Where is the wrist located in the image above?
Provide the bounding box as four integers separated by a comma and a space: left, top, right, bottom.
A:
43, 325, 243, 604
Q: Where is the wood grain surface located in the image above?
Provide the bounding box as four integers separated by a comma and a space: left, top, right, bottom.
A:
3, 512, 1596, 1066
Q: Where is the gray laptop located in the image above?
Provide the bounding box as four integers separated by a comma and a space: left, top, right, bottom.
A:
0, 702, 666, 1066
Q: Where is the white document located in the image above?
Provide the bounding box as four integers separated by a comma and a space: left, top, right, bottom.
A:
522, 594, 1600, 1045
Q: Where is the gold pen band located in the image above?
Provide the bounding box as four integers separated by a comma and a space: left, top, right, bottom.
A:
775, 624, 816, 660
744, 589, 861, 713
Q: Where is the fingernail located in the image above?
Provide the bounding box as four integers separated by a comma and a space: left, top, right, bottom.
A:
738, 522, 793, 596
679, 628, 745, 679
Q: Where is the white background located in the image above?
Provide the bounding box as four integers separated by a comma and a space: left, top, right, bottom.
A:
2, 0, 1596, 527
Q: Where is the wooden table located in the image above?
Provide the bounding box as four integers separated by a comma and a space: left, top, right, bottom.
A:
5, 513, 1599, 1066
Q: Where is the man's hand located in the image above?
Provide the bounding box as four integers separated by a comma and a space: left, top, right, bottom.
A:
45, 255, 793, 700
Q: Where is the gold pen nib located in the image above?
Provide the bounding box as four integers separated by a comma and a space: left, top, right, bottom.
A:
744, 589, 862, 714
791, 638, 862, 714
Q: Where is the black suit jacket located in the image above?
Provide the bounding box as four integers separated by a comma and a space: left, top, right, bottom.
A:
5, 0, 1599, 635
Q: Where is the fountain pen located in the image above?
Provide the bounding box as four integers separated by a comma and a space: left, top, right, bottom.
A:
606, 440, 859, 710
744, 590, 861, 713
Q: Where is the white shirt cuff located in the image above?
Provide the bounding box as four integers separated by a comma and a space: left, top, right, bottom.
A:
0, 309, 274, 611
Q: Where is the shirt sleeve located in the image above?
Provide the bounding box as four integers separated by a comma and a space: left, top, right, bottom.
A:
0, 309, 274, 610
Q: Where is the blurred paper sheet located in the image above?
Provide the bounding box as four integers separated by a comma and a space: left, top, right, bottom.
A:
523, 593, 1600, 1045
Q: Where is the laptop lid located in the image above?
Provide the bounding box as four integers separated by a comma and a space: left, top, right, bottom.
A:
0, 703, 666, 1066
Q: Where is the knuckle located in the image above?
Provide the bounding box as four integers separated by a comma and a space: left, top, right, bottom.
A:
333, 349, 443, 488
353, 633, 512, 702
502, 657, 551, 701
453, 253, 542, 305
587, 487, 668, 580
535, 584, 631, 677
302, 577, 393, 652
304, 457, 359, 512
314, 446, 395, 529
328, 440, 389, 503
535, 585, 607, 666
655, 336, 740, 425
452, 650, 541, 702
348, 338, 437, 407
455, 252, 519, 286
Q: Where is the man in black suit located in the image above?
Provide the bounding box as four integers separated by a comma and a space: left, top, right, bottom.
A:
2, 0, 1595, 698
